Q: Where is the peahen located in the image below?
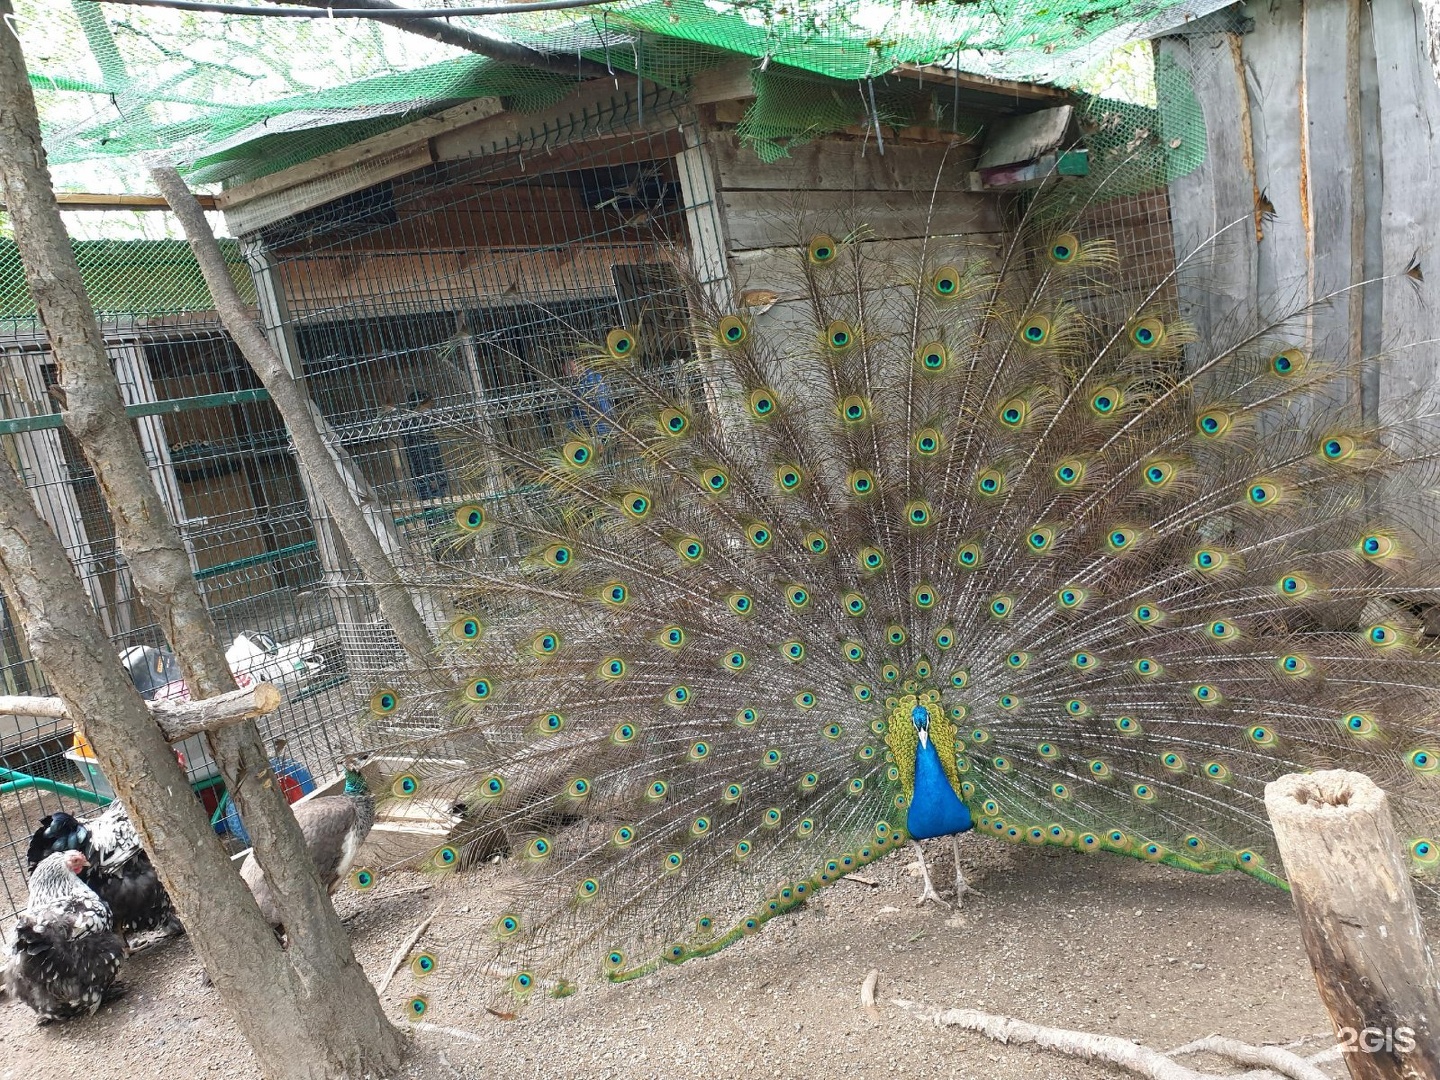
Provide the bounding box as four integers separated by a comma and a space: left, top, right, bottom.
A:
238, 766, 376, 935
367, 203, 1440, 1019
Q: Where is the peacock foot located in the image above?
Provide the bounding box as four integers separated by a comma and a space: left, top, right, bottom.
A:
909, 840, 953, 910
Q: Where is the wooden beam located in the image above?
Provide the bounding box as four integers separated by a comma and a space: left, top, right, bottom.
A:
689, 60, 757, 105
892, 63, 1072, 104
0, 681, 282, 742
1265, 770, 1440, 1079
222, 142, 434, 237
0, 192, 219, 211
216, 95, 503, 213
430, 80, 681, 163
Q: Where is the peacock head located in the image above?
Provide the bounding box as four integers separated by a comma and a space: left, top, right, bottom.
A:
912, 704, 931, 746
342, 766, 369, 796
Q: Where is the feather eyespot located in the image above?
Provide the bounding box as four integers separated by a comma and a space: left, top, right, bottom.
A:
825, 320, 856, 351
1358, 533, 1395, 559
905, 500, 934, 528
392, 774, 419, 798
747, 388, 777, 419
447, 615, 483, 642
916, 341, 949, 372
1128, 317, 1165, 348
1144, 461, 1176, 487
605, 328, 636, 359
1196, 409, 1232, 438
839, 394, 869, 423
808, 234, 838, 263
848, 469, 876, 496
657, 408, 690, 436
1019, 315, 1052, 345
716, 315, 748, 346
561, 438, 596, 470
1089, 386, 1122, 416
1320, 434, 1356, 461
542, 543, 575, 569
1407, 750, 1439, 773
976, 469, 1004, 496
1271, 347, 1304, 375
454, 503, 485, 531
1053, 459, 1085, 487
930, 264, 962, 296
745, 522, 773, 549
1343, 712, 1377, 737
1048, 233, 1080, 263
776, 465, 803, 492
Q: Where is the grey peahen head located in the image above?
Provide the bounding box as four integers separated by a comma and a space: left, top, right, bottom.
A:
340, 761, 375, 838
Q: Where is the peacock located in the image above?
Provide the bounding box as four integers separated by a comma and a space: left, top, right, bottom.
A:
365, 193, 1440, 1020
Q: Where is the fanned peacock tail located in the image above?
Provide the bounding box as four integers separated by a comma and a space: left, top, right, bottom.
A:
366, 196, 1440, 1017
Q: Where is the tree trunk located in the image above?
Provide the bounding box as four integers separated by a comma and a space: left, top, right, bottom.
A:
147, 164, 437, 669
0, 9, 404, 1076
0, 458, 405, 1078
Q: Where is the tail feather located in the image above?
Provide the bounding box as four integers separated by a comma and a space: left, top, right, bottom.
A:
368, 190, 1440, 1016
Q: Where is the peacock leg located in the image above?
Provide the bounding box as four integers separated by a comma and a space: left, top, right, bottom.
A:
910, 840, 952, 909
951, 835, 974, 908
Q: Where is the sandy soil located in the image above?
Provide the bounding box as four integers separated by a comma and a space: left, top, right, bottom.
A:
0, 835, 1346, 1080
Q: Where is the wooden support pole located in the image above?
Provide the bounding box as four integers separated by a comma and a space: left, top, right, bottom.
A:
0, 681, 281, 742
1265, 770, 1440, 1080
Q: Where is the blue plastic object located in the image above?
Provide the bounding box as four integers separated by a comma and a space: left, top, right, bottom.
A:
217, 758, 316, 843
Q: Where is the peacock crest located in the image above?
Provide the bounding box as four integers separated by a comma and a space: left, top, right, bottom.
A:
364, 205, 1440, 1017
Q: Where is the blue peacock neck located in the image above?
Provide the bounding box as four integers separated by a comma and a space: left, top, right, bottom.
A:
883, 692, 974, 841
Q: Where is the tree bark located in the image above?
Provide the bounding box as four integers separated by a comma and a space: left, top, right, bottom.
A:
1265, 770, 1440, 1080
0, 458, 405, 1078
148, 163, 437, 668
0, 9, 404, 1076
0, 681, 282, 741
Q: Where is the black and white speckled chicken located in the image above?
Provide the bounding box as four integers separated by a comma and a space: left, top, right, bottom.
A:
26, 802, 180, 944
3, 850, 126, 1024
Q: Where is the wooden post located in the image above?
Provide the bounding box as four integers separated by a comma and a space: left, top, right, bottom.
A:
1265, 770, 1440, 1080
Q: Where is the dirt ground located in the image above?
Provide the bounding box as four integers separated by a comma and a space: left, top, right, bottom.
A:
0, 835, 1346, 1080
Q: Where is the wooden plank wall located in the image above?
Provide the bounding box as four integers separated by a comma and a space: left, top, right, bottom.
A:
1160, 0, 1440, 421
702, 132, 1005, 336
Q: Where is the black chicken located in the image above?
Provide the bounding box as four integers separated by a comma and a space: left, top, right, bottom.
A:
3, 850, 126, 1023
27, 802, 181, 944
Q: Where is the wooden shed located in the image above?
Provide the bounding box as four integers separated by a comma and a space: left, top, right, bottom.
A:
1161, 0, 1440, 414
211, 60, 1181, 690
